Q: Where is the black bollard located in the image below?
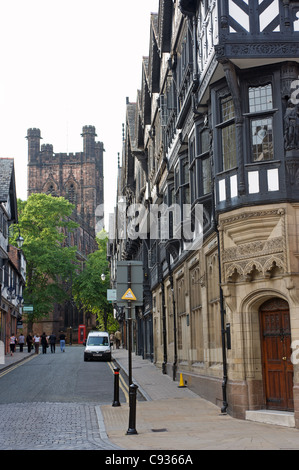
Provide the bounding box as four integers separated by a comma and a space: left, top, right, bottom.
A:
112, 367, 121, 407
126, 383, 138, 435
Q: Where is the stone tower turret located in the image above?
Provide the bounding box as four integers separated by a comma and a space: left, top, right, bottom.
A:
26, 128, 42, 163
81, 125, 97, 160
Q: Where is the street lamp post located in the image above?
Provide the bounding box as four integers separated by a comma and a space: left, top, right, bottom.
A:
101, 273, 107, 330
104, 309, 107, 331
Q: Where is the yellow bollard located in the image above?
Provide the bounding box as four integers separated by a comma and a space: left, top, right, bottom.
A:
178, 373, 186, 388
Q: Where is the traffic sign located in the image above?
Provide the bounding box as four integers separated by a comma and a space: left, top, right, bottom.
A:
121, 288, 137, 301
23, 305, 34, 312
116, 261, 143, 307
107, 289, 117, 301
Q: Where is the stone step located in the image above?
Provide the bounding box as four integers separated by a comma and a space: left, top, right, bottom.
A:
245, 409, 295, 428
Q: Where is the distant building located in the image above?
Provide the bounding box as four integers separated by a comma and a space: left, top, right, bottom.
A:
27, 126, 104, 338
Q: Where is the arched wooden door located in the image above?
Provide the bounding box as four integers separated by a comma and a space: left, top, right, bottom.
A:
260, 298, 294, 411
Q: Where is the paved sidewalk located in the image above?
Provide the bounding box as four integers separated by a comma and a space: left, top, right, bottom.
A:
100, 348, 299, 450
0, 348, 36, 372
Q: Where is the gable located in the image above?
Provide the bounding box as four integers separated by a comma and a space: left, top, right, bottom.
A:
0, 158, 18, 223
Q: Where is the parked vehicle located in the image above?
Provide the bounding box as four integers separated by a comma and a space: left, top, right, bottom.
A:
83, 331, 111, 361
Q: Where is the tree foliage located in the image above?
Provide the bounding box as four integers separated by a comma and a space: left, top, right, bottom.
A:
73, 232, 119, 333
11, 193, 79, 322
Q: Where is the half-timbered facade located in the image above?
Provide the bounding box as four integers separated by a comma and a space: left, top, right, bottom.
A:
110, 0, 299, 427
0, 159, 26, 354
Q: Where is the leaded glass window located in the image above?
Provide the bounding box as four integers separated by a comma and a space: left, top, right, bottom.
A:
220, 96, 236, 171
249, 84, 273, 112
248, 84, 274, 161
251, 117, 273, 161
202, 156, 211, 194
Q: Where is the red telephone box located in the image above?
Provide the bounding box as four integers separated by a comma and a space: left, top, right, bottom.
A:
78, 325, 86, 344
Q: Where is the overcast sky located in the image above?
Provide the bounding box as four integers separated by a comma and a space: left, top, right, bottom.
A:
0, 0, 159, 227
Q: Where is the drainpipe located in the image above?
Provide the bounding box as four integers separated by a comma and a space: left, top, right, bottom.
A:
161, 278, 167, 374
216, 227, 228, 414
158, 214, 167, 373
169, 267, 177, 381
209, 123, 228, 413
191, 14, 199, 93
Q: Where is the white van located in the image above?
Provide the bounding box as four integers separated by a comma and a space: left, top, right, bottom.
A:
84, 331, 111, 361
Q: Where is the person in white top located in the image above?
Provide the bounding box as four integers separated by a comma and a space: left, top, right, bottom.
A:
9, 335, 17, 356
33, 334, 40, 354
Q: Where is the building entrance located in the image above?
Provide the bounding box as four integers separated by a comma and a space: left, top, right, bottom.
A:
260, 298, 294, 411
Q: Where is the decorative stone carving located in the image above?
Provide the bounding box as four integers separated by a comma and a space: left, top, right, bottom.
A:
220, 208, 287, 283
284, 100, 299, 150
225, 255, 284, 282
286, 159, 299, 186
284, 276, 299, 304
223, 237, 283, 262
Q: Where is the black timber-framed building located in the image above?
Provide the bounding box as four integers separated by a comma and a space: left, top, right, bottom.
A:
109, 0, 299, 427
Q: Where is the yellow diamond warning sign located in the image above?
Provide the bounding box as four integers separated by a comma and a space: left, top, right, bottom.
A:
121, 288, 137, 301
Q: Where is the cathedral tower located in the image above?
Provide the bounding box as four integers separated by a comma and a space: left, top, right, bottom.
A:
26, 125, 105, 337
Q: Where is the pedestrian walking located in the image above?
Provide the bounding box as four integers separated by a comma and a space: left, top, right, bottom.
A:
48, 332, 56, 353
59, 332, 66, 352
115, 330, 121, 349
110, 332, 115, 349
41, 332, 48, 354
18, 333, 25, 352
26, 333, 33, 353
33, 334, 40, 354
9, 334, 17, 356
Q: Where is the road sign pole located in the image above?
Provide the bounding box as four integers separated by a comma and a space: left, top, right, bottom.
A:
128, 263, 132, 386
116, 260, 143, 385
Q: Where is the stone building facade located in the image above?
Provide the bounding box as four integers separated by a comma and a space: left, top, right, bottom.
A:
27, 126, 104, 338
109, 0, 299, 428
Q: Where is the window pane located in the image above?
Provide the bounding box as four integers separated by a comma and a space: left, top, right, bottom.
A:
189, 139, 195, 163
184, 186, 190, 204
222, 124, 236, 170
201, 128, 210, 154
202, 157, 211, 194
249, 84, 273, 112
251, 117, 273, 161
183, 162, 189, 185
170, 187, 175, 205
221, 95, 235, 122
175, 166, 179, 190
190, 167, 196, 201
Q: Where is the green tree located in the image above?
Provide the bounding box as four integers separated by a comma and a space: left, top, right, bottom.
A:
73, 231, 119, 333
11, 193, 79, 326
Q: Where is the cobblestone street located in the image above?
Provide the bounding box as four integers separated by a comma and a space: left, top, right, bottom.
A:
0, 402, 121, 450
0, 348, 124, 451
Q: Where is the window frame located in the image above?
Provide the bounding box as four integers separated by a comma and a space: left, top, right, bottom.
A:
189, 122, 212, 203
196, 125, 212, 196
220, 94, 237, 172
214, 91, 237, 173
174, 152, 190, 210
244, 82, 276, 163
